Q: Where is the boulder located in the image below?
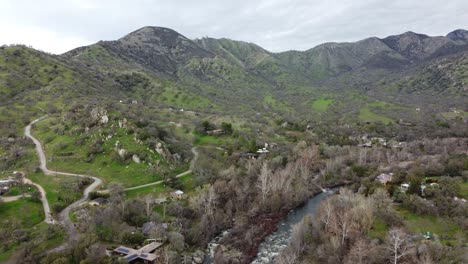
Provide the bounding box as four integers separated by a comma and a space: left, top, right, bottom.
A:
90, 107, 109, 125
132, 154, 141, 163
118, 149, 127, 159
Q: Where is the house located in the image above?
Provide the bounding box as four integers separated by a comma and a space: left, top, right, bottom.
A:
171, 190, 184, 199
112, 242, 162, 264
89, 197, 108, 206
376, 173, 393, 184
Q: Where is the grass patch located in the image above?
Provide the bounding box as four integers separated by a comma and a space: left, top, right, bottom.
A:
179, 173, 196, 192
396, 206, 463, 244
368, 217, 389, 240
0, 222, 65, 262
459, 182, 468, 198
32, 117, 185, 188
359, 102, 394, 124
193, 132, 232, 146
27, 171, 89, 214
0, 198, 44, 228
125, 184, 169, 198
312, 98, 334, 112
263, 95, 291, 112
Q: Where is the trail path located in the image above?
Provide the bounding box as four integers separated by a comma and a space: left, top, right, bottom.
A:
121, 147, 199, 192
25, 116, 102, 244
1, 194, 30, 202
24, 115, 217, 252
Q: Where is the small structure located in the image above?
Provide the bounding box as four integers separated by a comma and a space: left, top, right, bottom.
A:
239, 153, 258, 159
359, 142, 372, 148
400, 183, 410, 193
0, 186, 10, 195
206, 129, 224, 136
132, 100, 138, 105
423, 231, 432, 240
376, 173, 393, 184
256, 148, 269, 154
89, 197, 108, 206
171, 190, 184, 199
112, 242, 162, 264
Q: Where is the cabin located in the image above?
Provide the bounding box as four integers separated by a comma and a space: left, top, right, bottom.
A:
112, 242, 162, 264
171, 190, 184, 199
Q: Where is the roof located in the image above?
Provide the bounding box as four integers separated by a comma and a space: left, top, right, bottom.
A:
174, 190, 184, 195
114, 245, 159, 262
140, 242, 163, 253
123, 252, 158, 262
114, 246, 134, 254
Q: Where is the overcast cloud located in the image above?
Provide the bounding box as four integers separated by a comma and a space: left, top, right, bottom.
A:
0, 0, 467, 54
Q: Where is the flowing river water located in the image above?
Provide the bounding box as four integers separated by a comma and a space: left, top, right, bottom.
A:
204, 189, 335, 264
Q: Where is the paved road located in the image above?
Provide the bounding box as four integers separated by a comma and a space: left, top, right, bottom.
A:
25, 116, 103, 243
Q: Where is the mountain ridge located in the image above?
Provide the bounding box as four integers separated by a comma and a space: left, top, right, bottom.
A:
64, 27, 468, 81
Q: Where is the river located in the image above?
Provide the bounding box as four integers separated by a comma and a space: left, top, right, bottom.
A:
204, 189, 335, 264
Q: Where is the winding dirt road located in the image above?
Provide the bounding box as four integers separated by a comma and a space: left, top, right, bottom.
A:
24, 115, 214, 252
25, 116, 103, 243
122, 146, 199, 192
1, 194, 30, 202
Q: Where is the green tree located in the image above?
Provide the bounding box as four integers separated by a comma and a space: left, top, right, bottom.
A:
221, 122, 233, 135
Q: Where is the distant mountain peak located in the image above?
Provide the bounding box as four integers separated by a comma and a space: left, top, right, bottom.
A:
447, 29, 468, 41
118, 26, 190, 44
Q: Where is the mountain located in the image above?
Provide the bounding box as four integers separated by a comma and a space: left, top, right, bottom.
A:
2, 27, 467, 129
446, 29, 468, 42
65, 26, 213, 74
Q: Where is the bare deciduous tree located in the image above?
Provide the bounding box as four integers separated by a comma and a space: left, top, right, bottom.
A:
257, 162, 272, 203
386, 228, 412, 264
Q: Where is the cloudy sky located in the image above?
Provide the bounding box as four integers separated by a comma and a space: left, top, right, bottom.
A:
1, 0, 467, 54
